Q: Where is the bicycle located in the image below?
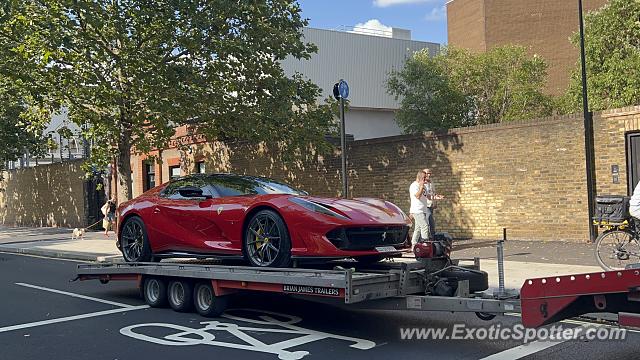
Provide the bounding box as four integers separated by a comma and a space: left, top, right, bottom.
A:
594, 217, 640, 271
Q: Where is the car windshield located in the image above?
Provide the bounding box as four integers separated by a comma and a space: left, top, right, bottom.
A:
206, 175, 306, 197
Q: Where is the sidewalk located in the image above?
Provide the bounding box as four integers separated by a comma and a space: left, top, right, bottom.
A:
0, 226, 605, 290
0, 226, 121, 262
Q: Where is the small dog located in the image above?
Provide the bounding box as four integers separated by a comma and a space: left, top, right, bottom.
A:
72, 228, 86, 240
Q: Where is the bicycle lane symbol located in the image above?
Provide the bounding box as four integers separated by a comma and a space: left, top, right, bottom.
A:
120, 308, 376, 360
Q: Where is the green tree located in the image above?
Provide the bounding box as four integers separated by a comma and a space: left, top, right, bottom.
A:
0, 76, 48, 178
387, 46, 553, 133
562, 0, 640, 113
386, 48, 472, 133
0, 0, 336, 201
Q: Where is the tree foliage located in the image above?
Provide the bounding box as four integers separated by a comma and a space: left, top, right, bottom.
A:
0, 76, 48, 178
387, 45, 554, 133
562, 0, 640, 113
0, 0, 336, 200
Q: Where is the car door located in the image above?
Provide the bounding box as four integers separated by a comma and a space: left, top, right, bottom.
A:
152, 177, 221, 253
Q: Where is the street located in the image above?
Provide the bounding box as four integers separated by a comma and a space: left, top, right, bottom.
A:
1, 253, 639, 360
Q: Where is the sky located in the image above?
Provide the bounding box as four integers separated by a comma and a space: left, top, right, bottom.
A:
297, 0, 448, 44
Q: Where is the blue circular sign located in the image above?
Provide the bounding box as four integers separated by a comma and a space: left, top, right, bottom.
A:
338, 79, 349, 99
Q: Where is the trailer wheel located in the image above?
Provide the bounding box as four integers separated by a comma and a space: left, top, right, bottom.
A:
475, 312, 497, 321
143, 277, 168, 308
167, 280, 193, 312
438, 269, 489, 293
193, 282, 228, 317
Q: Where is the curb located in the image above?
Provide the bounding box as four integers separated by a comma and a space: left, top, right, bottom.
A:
0, 245, 121, 263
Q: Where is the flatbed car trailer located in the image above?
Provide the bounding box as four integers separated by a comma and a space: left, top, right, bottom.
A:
75, 258, 640, 328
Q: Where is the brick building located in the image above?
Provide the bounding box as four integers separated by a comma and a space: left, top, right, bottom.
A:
446, 0, 609, 95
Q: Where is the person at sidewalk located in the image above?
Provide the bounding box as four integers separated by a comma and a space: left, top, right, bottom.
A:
101, 198, 117, 237
422, 168, 444, 239
410, 170, 430, 246
630, 182, 640, 231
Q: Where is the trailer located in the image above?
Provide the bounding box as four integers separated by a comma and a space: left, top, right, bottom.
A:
75, 257, 521, 319
75, 248, 640, 329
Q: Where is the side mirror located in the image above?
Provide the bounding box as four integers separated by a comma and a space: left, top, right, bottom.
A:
177, 186, 212, 199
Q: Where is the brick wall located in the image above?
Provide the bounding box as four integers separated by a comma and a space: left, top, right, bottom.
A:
0, 160, 87, 227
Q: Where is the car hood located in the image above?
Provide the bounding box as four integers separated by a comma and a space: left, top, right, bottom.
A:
302, 196, 408, 224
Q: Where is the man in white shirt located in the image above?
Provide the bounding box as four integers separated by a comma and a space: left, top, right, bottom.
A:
410, 170, 431, 245
422, 168, 444, 239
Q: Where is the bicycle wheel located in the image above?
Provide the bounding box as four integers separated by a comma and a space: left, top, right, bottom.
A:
595, 230, 640, 271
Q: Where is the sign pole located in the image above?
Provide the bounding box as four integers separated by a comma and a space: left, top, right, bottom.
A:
579, 0, 596, 242
340, 96, 347, 198
333, 79, 350, 199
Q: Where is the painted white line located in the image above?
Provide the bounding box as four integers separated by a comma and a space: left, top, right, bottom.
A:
478, 330, 577, 360
0, 305, 148, 334
16, 282, 136, 308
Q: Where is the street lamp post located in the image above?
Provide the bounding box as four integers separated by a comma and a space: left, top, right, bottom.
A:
579, 0, 597, 242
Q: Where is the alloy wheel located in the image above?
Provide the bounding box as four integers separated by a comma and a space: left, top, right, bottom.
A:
246, 213, 282, 266
121, 220, 144, 261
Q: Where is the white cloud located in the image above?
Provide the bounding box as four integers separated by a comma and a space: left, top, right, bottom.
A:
425, 5, 446, 22
373, 0, 432, 7
351, 19, 393, 37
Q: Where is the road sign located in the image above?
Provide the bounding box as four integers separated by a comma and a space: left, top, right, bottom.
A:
332, 79, 349, 100
338, 79, 349, 99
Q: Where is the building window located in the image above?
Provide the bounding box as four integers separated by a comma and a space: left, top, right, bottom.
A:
143, 162, 155, 191
169, 165, 181, 180
196, 161, 206, 174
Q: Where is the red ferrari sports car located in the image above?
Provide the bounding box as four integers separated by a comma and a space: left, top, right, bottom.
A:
117, 173, 411, 267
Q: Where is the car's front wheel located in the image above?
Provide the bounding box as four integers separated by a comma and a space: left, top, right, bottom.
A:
243, 209, 292, 268
120, 216, 153, 262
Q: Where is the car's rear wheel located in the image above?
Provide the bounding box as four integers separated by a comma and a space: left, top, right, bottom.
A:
244, 209, 292, 268
120, 216, 153, 262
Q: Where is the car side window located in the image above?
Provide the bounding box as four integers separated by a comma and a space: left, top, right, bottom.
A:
161, 177, 217, 200
209, 176, 260, 197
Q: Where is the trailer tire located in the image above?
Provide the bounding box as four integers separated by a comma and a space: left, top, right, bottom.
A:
438, 269, 489, 293
167, 280, 193, 312
193, 282, 228, 317
143, 277, 168, 308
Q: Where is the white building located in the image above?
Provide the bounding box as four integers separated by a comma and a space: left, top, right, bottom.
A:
280, 27, 440, 140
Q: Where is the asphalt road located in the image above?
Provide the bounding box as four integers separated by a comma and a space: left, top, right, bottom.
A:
1, 253, 640, 360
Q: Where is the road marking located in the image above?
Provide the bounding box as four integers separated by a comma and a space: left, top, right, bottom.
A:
16, 282, 136, 308
477, 326, 585, 360
478, 336, 569, 360
120, 309, 375, 360
0, 305, 148, 334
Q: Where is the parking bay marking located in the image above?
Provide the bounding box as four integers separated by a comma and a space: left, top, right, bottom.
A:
16, 282, 138, 308
0, 305, 148, 334
0, 282, 149, 334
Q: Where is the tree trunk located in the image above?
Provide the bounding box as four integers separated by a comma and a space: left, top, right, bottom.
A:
116, 130, 133, 202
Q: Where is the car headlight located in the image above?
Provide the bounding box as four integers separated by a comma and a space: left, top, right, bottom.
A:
289, 197, 349, 220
